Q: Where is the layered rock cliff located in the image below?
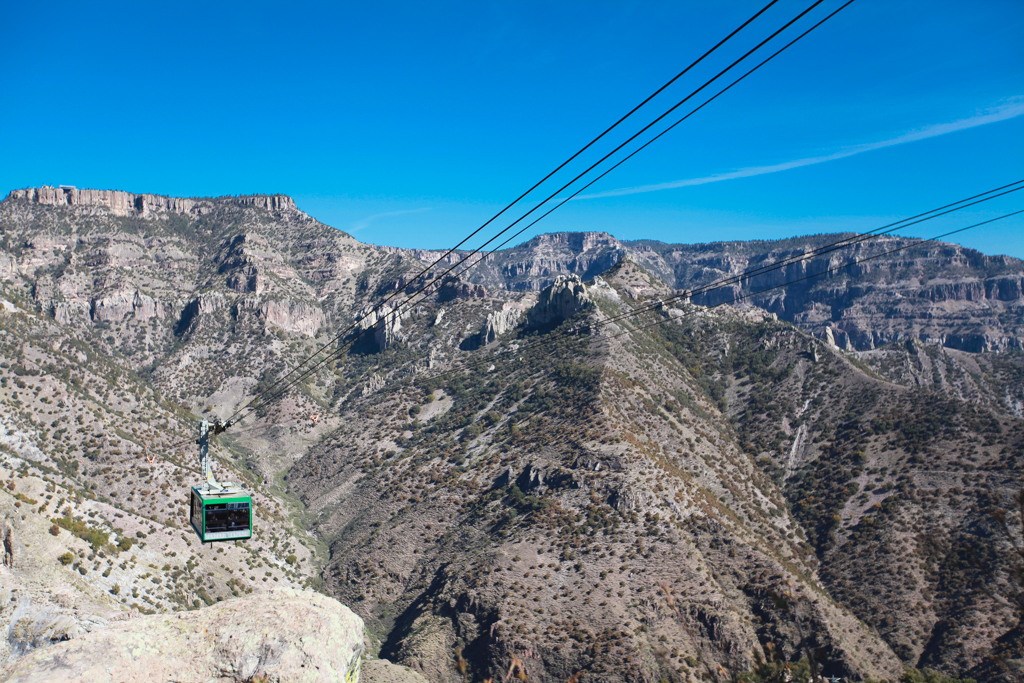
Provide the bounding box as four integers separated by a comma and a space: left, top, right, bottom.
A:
2, 187, 1022, 682
8, 186, 295, 218
456, 231, 1024, 354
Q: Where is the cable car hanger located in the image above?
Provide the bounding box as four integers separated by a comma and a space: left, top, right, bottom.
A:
189, 419, 252, 544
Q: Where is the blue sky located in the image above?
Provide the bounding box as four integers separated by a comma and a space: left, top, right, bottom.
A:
2, 1, 1022, 257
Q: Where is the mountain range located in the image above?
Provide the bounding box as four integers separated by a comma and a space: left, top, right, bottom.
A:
0, 186, 1021, 682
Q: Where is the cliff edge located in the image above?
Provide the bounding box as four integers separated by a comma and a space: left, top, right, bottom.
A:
6, 186, 295, 217
1, 587, 363, 683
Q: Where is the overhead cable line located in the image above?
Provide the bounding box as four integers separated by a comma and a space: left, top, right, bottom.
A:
234, 182, 1019, 423
222, 0, 782, 425
428, 0, 858, 269
414, 208, 1024, 387
347, 0, 858, 358
330, 0, 835, 348
228, 0, 844, 424
591, 184, 1024, 330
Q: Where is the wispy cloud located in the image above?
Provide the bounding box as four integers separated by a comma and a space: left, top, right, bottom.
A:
351, 207, 431, 233
575, 99, 1024, 200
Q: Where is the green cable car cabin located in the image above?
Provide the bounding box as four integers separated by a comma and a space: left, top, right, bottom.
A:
189, 419, 253, 543
190, 485, 252, 542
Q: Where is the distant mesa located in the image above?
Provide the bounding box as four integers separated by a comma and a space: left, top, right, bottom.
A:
6, 186, 296, 218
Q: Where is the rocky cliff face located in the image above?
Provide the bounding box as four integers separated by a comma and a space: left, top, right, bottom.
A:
8, 186, 294, 217
1, 587, 364, 683
453, 231, 1024, 354
526, 273, 593, 328
1, 187, 1022, 682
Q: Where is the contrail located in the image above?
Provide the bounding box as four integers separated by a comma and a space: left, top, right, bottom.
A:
351, 207, 431, 233
575, 99, 1024, 200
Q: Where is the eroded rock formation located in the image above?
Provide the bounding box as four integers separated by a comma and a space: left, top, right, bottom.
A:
0, 587, 364, 683
526, 274, 592, 327
7, 187, 294, 218
358, 302, 408, 351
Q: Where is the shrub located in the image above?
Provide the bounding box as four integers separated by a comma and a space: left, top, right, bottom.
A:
58, 552, 74, 566
118, 537, 134, 551
286, 555, 298, 565
48, 524, 61, 536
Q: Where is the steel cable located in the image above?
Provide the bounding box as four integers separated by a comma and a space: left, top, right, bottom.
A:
228, 0, 844, 425
222, 0, 783, 425
234, 180, 1019, 424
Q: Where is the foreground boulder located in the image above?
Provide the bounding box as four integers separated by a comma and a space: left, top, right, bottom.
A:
1, 587, 363, 683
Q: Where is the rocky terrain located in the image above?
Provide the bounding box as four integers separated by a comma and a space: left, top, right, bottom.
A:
421, 230, 1024, 354
0, 186, 1022, 682
1, 587, 365, 682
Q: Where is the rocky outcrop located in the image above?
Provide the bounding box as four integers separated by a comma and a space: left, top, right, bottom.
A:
480, 306, 522, 345
0, 587, 364, 683
526, 274, 592, 328
8, 187, 201, 217
175, 292, 228, 335
436, 278, 486, 302
357, 303, 408, 351
231, 194, 296, 211
493, 232, 625, 291
464, 304, 524, 350
220, 233, 273, 294
226, 264, 266, 294
259, 299, 325, 337
6, 187, 295, 218
0, 252, 17, 280
90, 289, 164, 323
1, 520, 12, 568
53, 301, 88, 325
822, 326, 853, 351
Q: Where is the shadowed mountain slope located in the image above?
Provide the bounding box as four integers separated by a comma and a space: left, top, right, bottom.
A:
1, 187, 1021, 682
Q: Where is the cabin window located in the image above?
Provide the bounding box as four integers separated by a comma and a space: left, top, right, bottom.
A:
204, 502, 250, 533
190, 491, 203, 530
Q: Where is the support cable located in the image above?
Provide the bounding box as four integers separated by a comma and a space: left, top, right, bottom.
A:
222, 0, 782, 423
232, 181, 1019, 423
415, 208, 1024, 386
227, 0, 842, 424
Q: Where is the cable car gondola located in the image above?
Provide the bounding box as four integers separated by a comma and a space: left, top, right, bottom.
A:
189, 419, 252, 543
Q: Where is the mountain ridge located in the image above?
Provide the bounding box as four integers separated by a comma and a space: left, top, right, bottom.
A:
1, 186, 1022, 681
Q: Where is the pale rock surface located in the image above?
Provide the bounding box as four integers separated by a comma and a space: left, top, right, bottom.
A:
259, 299, 326, 337
526, 274, 592, 328
53, 301, 90, 325
0, 587, 364, 683
824, 326, 838, 349
587, 275, 620, 302
362, 373, 386, 396
7, 187, 295, 218
357, 303, 408, 351
476, 304, 524, 347
90, 289, 164, 322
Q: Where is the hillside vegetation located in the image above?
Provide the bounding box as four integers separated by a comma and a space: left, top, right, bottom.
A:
1, 188, 1021, 682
